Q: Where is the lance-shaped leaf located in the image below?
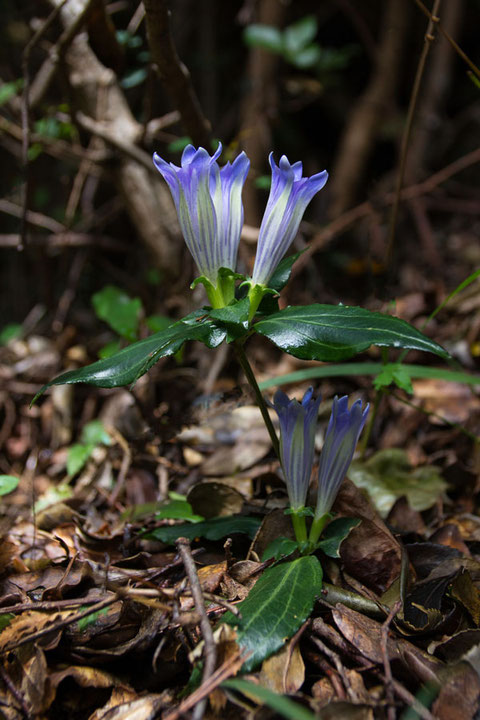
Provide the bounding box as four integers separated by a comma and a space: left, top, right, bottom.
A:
222, 555, 323, 671
32, 311, 226, 403
254, 304, 448, 362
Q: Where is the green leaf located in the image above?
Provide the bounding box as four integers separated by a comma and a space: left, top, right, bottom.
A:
223, 678, 317, 720
76, 607, 109, 631
267, 251, 305, 294
316, 517, 360, 558
145, 516, 261, 544
0, 614, 14, 633
92, 285, 142, 342
98, 339, 122, 359
145, 315, 173, 333
349, 449, 448, 518
258, 361, 480, 391
222, 555, 322, 671
289, 45, 322, 69
254, 304, 448, 362
0, 79, 23, 106
167, 136, 192, 153
243, 24, 284, 54
0, 475, 19, 496
155, 499, 204, 523
120, 67, 147, 89
254, 175, 271, 190
81, 420, 111, 446
209, 298, 251, 341
374, 363, 414, 393
261, 536, 298, 561
0, 323, 22, 345
67, 443, 94, 477
32, 311, 226, 402
283, 15, 318, 55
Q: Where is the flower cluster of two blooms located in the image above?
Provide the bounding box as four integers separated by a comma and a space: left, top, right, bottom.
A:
152, 143, 328, 309
153, 144, 368, 533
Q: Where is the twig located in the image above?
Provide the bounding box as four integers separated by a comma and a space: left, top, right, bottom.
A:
0, 594, 121, 655
0, 665, 29, 719
176, 537, 217, 720
52, 250, 87, 333
386, 0, 442, 268
0, 233, 126, 251
293, 146, 480, 277
20, 0, 69, 251
390, 676, 438, 720
143, 0, 211, 148
107, 428, 132, 506
0, 199, 66, 234
75, 111, 156, 174
411, 0, 480, 80
0, 596, 104, 615
162, 649, 246, 720
311, 634, 359, 702
28, 0, 96, 110
381, 600, 403, 720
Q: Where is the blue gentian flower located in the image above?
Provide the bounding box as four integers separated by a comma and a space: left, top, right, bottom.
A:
153, 144, 250, 301
251, 154, 328, 287
315, 396, 369, 521
271, 387, 321, 511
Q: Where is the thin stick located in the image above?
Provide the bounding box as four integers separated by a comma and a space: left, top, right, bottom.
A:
412, 0, 480, 80
386, 0, 442, 267
233, 340, 280, 459
381, 600, 403, 720
293, 145, 480, 277
176, 538, 217, 720
0, 665, 29, 718
0, 594, 121, 655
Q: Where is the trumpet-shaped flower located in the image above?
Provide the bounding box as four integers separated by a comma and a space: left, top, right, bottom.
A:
251, 154, 328, 287
271, 387, 321, 512
314, 396, 369, 523
153, 144, 250, 303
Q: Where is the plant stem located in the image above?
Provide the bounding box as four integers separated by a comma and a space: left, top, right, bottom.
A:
308, 512, 329, 546
291, 512, 307, 545
233, 340, 280, 459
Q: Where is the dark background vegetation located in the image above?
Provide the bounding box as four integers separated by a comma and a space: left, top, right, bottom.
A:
1, 0, 479, 333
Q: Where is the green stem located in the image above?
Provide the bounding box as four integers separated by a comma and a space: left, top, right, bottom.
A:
206, 283, 227, 309
233, 340, 280, 460
291, 512, 308, 545
308, 512, 329, 546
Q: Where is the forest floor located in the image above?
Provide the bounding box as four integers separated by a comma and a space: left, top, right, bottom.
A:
1, 229, 480, 720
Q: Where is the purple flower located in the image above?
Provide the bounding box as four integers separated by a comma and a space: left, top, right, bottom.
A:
271, 387, 321, 511
153, 144, 250, 290
315, 396, 369, 520
251, 154, 328, 287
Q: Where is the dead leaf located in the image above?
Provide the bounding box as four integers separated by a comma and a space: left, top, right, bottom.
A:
333, 479, 402, 593
187, 482, 245, 518
413, 378, 480, 424
258, 639, 305, 694
88, 693, 167, 720
248, 508, 294, 562
433, 662, 480, 720
450, 570, 480, 626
